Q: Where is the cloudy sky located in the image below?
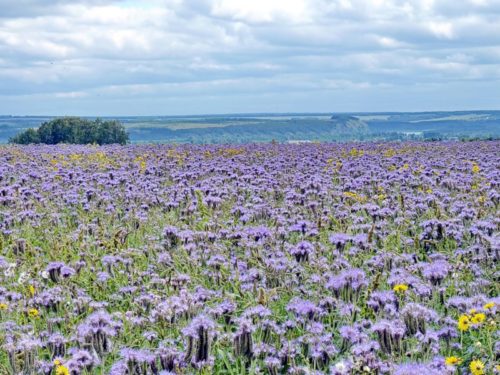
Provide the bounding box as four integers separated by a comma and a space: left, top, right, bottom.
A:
0, 0, 499, 115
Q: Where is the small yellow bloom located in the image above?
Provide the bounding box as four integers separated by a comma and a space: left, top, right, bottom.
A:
469, 359, 484, 375
483, 302, 495, 310
469, 308, 477, 314
458, 314, 470, 332
55, 365, 70, 375
445, 356, 462, 366
0, 302, 8, 310
393, 284, 408, 293
472, 313, 486, 325
28, 308, 39, 318
472, 164, 480, 174
28, 285, 36, 297
53, 359, 62, 366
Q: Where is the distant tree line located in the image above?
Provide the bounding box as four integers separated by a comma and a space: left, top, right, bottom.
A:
9, 117, 129, 145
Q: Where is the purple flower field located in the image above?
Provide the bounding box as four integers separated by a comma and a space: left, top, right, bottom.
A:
0, 142, 498, 374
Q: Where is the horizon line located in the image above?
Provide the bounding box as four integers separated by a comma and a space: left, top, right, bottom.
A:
2, 109, 500, 118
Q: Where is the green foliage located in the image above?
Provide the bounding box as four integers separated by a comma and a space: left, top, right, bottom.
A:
9, 117, 129, 145
8, 128, 40, 144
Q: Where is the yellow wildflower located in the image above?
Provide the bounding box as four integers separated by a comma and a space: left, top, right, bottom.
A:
469, 359, 484, 375
343, 191, 366, 203
445, 356, 462, 366
472, 313, 486, 325
483, 302, 495, 310
0, 302, 8, 310
384, 148, 396, 158
472, 163, 480, 174
55, 365, 70, 375
53, 359, 62, 366
28, 308, 39, 318
28, 285, 36, 297
458, 314, 470, 332
393, 284, 408, 293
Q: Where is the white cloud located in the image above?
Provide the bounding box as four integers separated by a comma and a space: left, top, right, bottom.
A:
0, 0, 499, 114
428, 21, 455, 39
210, 0, 312, 24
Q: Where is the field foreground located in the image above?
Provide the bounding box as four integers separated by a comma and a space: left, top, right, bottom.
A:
0, 142, 498, 374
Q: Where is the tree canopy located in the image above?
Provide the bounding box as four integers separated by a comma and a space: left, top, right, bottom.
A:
9, 117, 129, 145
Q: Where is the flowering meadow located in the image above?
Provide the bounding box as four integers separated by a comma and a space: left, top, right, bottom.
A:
0, 142, 498, 375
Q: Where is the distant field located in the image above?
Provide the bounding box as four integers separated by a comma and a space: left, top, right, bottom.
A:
125, 122, 234, 130
409, 114, 490, 123
1, 111, 499, 143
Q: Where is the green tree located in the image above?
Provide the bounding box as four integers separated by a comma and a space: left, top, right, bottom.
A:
9, 117, 129, 145
9, 128, 40, 144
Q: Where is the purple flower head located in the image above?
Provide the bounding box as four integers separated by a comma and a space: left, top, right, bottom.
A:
77, 310, 121, 356
371, 319, 405, 354
45, 262, 65, 282
233, 318, 254, 360
401, 303, 439, 335
326, 268, 368, 302
329, 233, 351, 251
289, 241, 314, 262
421, 260, 450, 285
393, 362, 448, 375
286, 298, 322, 321
182, 314, 218, 368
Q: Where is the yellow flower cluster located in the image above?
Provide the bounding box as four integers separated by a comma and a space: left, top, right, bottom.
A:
383, 148, 396, 158
393, 284, 408, 294
469, 359, 484, 375
483, 302, 495, 310
445, 356, 461, 366
343, 191, 366, 203
457, 314, 470, 331
457, 308, 489, 332
472, 163, 480, 174
54, 360, 70, 375
348, 148, 364, 158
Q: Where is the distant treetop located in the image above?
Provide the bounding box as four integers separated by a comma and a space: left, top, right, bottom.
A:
9, 117, 129, 145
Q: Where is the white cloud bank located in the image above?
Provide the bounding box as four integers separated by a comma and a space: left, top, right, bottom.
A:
0, 0, 499, 114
